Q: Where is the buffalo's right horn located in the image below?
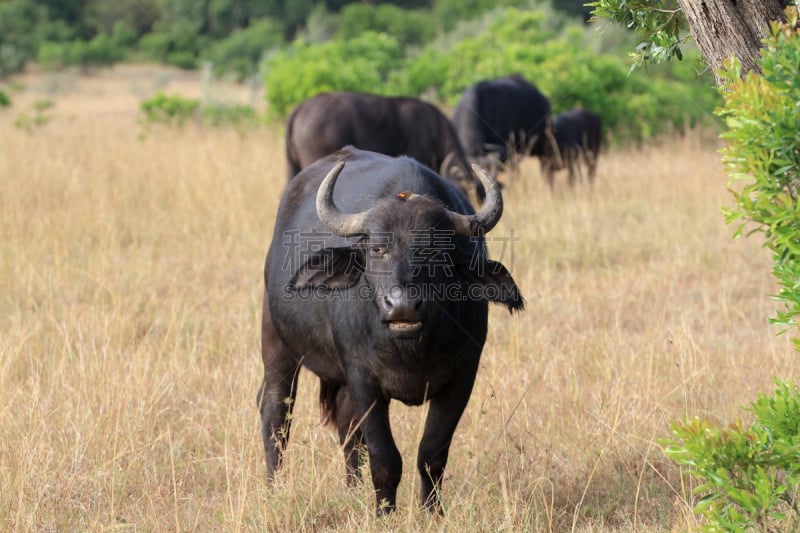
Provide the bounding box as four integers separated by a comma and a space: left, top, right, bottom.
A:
316, 161, 370, 236
446, 164, 503, 236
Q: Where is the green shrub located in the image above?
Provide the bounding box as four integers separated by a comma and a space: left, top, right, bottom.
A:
0, 0, 43, 76
658, 12, 800, 533
662, 381, 800, 531
140, 92, 258, 127
165, 50, 198, 70
111, 20, 139, 49
139, 21, 206, 69
206, 18, 284, 81
14, 99, 53, 131
398, 9, 719, 142
34, 19, 76, 44
337, 4, 435, 46
263, 31, 404, 115
140, 93, 200, 125
38, 33, 124, 70
0, 89, 11, 107
433, 0, 530, 31
720, 12, 800, 335
259, 5, 718, 142
78, 32, 124, 66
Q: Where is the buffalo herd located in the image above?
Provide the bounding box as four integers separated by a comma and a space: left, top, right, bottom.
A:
258, 75, 601, 515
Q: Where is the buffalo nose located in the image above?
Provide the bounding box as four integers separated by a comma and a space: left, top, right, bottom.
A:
382, 287, 422, 321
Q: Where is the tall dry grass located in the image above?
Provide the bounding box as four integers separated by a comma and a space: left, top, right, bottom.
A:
1, 68, 797, 532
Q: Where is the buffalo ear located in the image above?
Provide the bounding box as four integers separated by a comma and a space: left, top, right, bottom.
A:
460, 259, 524, 313
290, 247, 364, 290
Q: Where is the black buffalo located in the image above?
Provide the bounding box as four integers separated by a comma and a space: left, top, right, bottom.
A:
258, 146, 523, 514
452, 74, 553, 171
541, 108, 603, 187
285, 92, 481, 199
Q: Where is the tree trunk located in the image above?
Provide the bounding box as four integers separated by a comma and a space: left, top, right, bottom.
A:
676, 0, 787, 86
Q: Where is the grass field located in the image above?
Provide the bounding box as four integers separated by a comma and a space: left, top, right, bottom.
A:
1, 66, 797, 532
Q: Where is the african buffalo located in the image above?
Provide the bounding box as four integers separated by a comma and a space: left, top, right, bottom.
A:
541, 108, 602, 187
285, 92, 481, 200
258, 146, 523, 514
452, 74, 553, 171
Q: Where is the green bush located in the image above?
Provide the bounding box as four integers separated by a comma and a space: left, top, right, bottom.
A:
139, 20, 207, 69
0, 0, 43, 76
111, 20, 139, 49
337, 4, 435, 46
77, 32, 125, 66
397, 9, 719, 142
720, 12, 800, 335
140, 92, 258, 127
14, 99, 53, 131
260, 7, 718, 142
0, 89, 11, 107
37, 32, 124, 70
658, 12, 800, 533
433, 0, 530, 31
140, 93, 200, 124
263, 31, 405, 115
206, 18, 284, 81
662, 381, 800, 531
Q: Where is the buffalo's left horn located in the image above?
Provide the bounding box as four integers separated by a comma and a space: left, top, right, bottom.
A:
316, 161, 370, 236
447, 164, 503, 236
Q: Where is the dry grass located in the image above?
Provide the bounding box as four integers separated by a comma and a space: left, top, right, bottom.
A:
1, 66, 797, 532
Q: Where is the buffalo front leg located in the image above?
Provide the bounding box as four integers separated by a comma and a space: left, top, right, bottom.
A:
258, 293, 300, 481
334, 386, 365, 485
416, 364, 478, 513
349, 385, 402, 515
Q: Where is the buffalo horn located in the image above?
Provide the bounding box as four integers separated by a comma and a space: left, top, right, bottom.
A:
446, 164, 503, 236
316, 161, 370, 236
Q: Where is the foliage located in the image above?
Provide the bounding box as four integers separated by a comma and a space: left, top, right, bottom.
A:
14, 98, 53, 130
261, 7, 719, 141
662, 380, 800, 532
140, 92, 200, 124
397, 9, 719, 142
337, 3, 435, 46
433, 0, 530, 31
140, 92, 258, 127
82, 0, 159, 36
0, 88, 10, 107
206, 18, 284, 81
263, 31, 404, 115
0, 0, 44, 76
38, 32, 125, 70
719, 9, 800, 337
588, 0, 689, 71
139, 19, 208, 70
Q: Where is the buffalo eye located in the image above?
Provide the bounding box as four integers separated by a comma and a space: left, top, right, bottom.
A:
370, 245, 387, 257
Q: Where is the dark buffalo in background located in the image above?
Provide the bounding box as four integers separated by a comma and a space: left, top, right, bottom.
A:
285, 92, 482, 200
540, 108, 603, 187
259, 146, 523, 514
452, 74, 553, 173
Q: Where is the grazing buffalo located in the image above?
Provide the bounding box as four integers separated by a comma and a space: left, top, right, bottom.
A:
452, 74, 553, 171
285, 92, 481, 200
541, 108, 602, 187
259, 146, 523, 514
